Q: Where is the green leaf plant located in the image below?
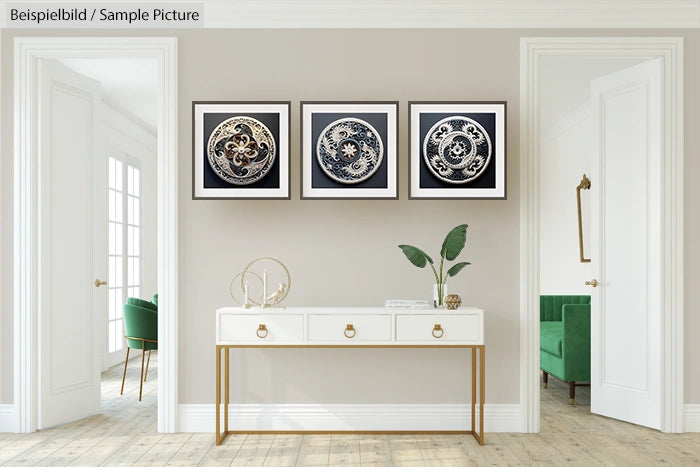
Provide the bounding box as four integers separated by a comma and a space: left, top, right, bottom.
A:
398, 224, 471, 305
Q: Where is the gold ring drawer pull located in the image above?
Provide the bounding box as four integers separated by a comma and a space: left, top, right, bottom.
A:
344, 324, 356, 339
256, 324, 268, 339
432, 324, 444, 339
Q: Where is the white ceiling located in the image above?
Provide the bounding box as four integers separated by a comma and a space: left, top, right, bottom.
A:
58, 58, 158, 131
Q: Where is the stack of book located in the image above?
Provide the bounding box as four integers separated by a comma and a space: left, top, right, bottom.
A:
385, 299, 432, 309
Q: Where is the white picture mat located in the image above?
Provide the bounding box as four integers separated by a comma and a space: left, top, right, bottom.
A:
410, 103, 505, 198
193, 103, 289, 198
302, 103, 398, 198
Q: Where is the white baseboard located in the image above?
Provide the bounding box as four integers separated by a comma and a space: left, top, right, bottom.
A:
685, 404, 700, 432
0, 404, 17, 432
178, 403, 521, 433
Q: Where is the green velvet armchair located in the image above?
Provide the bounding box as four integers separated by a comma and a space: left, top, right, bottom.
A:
540, 295, 591, 404
121, 302, 158, 401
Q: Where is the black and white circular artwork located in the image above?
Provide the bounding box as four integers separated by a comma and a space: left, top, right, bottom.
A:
207, 116, 276, 185
423, 116, 492, 184
316, 117, 384, 184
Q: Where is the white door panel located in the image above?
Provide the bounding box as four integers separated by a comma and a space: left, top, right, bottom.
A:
39, 60, 104, 428
590, 59, 661, 429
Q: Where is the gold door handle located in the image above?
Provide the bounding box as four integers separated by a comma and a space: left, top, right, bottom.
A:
256, 324, 268, 339
432, 324, 444, 339
576, 174, 592, 263
94, 279, 107, 287
585, 279, 599, 287
344, 324, 356, 339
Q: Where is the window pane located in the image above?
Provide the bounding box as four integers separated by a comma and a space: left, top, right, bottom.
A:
127, 166, 134, 195
127, 196, 133, 225
108, 288, 116, 320
133, 227, 140, 256
108, 190, 115, 221
115, 193, 123, 223
115, 258, 122, 288
133, 198, 140, 227
109, 256, 116, 285
133, 169, 140, 196
109, 157, 115, 189
115, 224, 123, 256
108, 222, 115, 255
115, 159, 123, 190
128, 257, 134, 286
113, 288, 119, 320
127, 226, 134, 256
133, 258, 140, 286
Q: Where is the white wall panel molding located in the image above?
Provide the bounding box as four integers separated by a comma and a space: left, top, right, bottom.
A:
179, 403, 521, 433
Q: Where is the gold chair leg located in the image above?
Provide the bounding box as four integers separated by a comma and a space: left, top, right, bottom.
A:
139, 341, 146, 401
120, 347, 130, 395
144, 350, 151, 382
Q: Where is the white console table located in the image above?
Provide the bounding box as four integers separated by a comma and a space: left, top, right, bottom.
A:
215, 307, 485, 445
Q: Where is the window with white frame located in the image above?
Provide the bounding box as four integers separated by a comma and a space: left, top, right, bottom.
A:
108, 156, 142, 354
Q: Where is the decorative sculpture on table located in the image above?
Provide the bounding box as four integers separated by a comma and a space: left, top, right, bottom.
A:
444, 294, 462, 310
229, 257, 291, 309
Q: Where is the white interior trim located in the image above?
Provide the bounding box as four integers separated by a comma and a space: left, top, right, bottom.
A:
0, 404, 16, 432
178, 403, 521, 433
13, 36, 178, 433
519, 37, 684, 433
685, 404, 700, 432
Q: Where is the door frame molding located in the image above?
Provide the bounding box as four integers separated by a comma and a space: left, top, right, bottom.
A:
519, 37, 684, 433
13, 36, 178, 433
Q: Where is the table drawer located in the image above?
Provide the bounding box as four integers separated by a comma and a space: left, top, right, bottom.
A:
396, 314, 482, 343
218, 314, 303, 343
308, 314, 392, 342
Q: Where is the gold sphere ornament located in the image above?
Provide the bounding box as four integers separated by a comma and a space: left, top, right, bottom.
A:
444, 294, 462, 310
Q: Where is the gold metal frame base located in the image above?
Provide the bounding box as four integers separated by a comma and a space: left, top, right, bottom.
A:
215, 344, 485, 447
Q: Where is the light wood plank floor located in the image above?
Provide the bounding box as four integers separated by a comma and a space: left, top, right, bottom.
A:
1, 357, 698, 466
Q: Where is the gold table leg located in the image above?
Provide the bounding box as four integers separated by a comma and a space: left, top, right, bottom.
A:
478, 346, 485, 445
225, 347, 230, 434
471, 347, 476, 435
215, 345, 221, 445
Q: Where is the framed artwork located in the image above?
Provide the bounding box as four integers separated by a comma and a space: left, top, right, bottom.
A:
409, 101, 506, 199
192, 101, 290, 199
301, 101, 398, 199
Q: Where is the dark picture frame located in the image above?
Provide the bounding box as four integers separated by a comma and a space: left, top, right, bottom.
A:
192, 101, 291, 199
300, 101, 399, 199
409, 101, 507, 199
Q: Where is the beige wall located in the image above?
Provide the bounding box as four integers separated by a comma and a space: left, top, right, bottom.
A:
2, 29, 699, 408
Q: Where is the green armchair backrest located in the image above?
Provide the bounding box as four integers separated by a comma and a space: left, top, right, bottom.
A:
127, 297, 158, 312
540, 295, 591, 322
123, 303, 158, 351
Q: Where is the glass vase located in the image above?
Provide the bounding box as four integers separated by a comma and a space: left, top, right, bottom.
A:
433, 283, 448, 308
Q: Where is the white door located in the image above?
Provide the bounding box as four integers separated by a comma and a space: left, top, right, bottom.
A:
38, 60, 105, 428
589, 59, 662, 429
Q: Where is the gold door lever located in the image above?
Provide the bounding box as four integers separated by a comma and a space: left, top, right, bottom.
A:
95, 279, 107, 287
585, 279, 599, 287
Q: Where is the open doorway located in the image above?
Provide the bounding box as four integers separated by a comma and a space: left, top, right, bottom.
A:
13, 37, 177, 434
520, 37, 685, 434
